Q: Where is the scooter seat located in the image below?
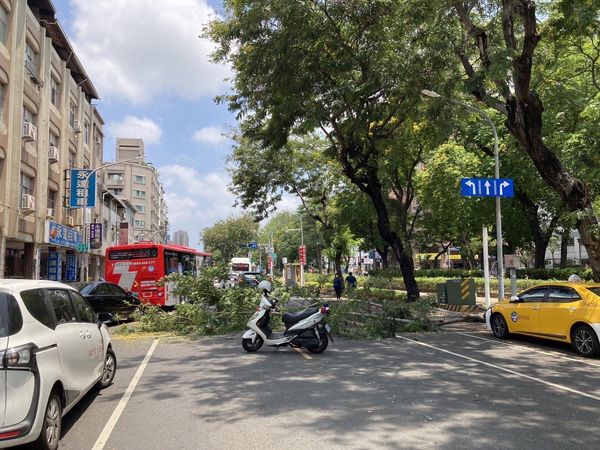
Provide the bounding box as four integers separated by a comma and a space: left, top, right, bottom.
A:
282, 308, 319, 324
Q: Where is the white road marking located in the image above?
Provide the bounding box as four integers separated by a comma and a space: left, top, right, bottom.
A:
92, 339, 159, 450
458, 332, 600, 368
396, 335, 600, 402
293, 347, 312, 360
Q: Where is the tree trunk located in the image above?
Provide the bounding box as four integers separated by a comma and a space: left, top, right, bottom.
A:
560, 231, 569, 269
366, 180, 419, 301
376, 245, 389, 270
334, 249, 342, 274
340, 162, 419, 301
514, 190, 558, 269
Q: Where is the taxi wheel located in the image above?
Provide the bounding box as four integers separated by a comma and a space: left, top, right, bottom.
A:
571, 324, 599, 357
491, 314, 509, 339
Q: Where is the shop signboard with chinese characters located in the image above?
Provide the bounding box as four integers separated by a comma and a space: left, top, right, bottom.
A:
89, 223, 103, 249
118, 222, 129, 245
47, 252, 62, 281
65, 253, 77, 281
69, 169, 96, 207
298, 245, 307, 266
45, 221, 82, 249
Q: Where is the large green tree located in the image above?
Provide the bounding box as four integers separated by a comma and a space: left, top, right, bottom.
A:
208, 0, 456, 300
415, 142, 492, 268
229, 134, 354, 270
446, 0, 600, 279
200, 214, 259, 262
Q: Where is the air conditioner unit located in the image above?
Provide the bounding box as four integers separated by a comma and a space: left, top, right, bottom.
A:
66, 215, 74, 227
48, 145, 59, 163
73, 120, 81, 133
46, 208, 55, 219
21, 193, 35, 214
22, 121, 37, 142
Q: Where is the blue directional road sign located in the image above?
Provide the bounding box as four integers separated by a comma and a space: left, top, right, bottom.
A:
248, 241, 258, 249
460, 178, 514, 198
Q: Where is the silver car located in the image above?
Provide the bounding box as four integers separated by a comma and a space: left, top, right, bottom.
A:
0, 280, 116, 450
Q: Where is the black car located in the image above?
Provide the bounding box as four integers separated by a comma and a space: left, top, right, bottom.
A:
239, 272, 264, 287
69, 281, 140, 321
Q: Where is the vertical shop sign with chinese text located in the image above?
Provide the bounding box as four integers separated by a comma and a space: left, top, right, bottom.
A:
47, 252, 62, 281
298, 245, 307, 265
69, 169, 96, 207
65, 254, 77, 281
89, 223, 103, 249
118, 222, 129, 245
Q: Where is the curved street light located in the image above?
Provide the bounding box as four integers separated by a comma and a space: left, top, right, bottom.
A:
421, 89, 505, 302
80, 154, 143, 281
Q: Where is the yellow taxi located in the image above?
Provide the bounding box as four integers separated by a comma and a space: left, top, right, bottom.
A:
485, 282, 600, 357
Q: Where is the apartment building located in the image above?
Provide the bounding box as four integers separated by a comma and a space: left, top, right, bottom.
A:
173, 230, 189, 247
105, 138, 168, 244
0, 0, 111, 280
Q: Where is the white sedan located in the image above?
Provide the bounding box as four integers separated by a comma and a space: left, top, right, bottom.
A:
0, 280, 116, 450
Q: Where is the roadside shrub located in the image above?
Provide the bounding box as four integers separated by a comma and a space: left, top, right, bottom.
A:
515, 267, 593, 281
371, 267, 593, 281
327, 294, 437, 339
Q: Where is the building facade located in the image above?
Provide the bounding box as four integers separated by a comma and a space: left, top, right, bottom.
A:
544, 229, 589, 268
173, 230, 189, 247
104, 138, 168, 244
0, 0, 109, 280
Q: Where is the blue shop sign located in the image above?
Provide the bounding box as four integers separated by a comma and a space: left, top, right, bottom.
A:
47, 252, 62, 281
45, 221, 82, 249
69, 169, 96, 208
65, 254, 77, 282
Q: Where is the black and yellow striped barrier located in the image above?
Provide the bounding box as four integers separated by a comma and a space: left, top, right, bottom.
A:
437, 278, 476, 305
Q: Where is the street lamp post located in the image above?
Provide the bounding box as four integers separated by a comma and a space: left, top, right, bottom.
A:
268, 232, 274, 279
421, 89, 505, 301
286, 213, 305, 287
79, 154, 142, 281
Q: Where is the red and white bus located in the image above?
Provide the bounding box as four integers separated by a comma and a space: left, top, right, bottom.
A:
105, 243, 211, 307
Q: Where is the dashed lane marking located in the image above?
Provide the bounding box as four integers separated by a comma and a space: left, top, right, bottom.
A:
293, 347, 313, 360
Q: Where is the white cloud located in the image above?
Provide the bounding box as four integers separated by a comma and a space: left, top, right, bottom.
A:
276, 194, 302, 212
107, 116, 163, 145
159, 165, 242, 245
158, 166, 303, 249
192, 126, 228, 145
70, 0, 230, 103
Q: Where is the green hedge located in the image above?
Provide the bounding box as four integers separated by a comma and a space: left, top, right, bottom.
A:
370, 267, 594, 281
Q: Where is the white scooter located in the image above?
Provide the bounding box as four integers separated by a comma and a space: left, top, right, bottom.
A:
242, 280, 333, 354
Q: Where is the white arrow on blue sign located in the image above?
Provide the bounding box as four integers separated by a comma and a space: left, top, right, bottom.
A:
248, 241, 258, 249
460, 178, 514, 198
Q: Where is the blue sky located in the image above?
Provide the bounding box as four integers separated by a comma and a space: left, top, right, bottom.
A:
50, 0, 269, 249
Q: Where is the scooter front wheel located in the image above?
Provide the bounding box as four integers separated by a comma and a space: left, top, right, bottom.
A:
242, 336, 264, 352
306, 332, 328, 354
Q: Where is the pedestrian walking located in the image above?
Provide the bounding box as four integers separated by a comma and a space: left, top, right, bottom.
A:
345, 271, 357, 289
333, 272, 344, 299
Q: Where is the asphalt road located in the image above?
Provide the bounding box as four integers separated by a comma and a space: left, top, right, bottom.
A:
17, 323, 600, 449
